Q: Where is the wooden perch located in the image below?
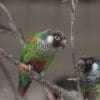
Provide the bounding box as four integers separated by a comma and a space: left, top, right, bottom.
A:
0, 48, 83, 100
0, 48, 64, 99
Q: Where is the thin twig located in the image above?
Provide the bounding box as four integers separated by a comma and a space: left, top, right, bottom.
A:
0, 24, 12, 32
0, 3, 24, 46
69, 0, 82, 95
70, 0, 78, 81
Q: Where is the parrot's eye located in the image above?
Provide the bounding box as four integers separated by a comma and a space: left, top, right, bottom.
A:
86, 60, 93, 64
54, 35, 61, 41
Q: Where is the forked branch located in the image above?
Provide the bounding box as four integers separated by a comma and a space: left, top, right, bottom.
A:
0, 3, 25, 46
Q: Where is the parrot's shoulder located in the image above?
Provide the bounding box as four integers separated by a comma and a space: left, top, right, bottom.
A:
25, 34, 36, 45
25, 29, 51, 44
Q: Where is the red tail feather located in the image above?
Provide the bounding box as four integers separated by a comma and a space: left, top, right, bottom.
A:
18, 80, 31, 97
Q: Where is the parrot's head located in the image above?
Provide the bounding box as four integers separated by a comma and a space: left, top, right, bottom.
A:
46, 30, 67, 48
77, 56, 98, 73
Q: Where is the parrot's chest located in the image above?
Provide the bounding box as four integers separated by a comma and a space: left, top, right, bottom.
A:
81, 64, 100, 99
29, 50, 55, 73
30, 57, 46, 73
23, 40, 56, 73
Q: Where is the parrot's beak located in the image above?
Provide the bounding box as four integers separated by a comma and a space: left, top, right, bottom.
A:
60, 38, 67, 49
77, 60, 85, 66
77, 60, 85, 71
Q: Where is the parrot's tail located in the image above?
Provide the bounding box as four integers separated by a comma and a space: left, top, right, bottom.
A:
18, 81, 31, 97
18, 74, 32, 97
18, 80, 31, 97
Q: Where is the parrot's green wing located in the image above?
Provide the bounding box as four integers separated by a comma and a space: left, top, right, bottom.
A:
19, 29, 57, 96
21, 29, 55, 65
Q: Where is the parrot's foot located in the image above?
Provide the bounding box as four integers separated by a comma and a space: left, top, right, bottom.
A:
18, 63, 29, 72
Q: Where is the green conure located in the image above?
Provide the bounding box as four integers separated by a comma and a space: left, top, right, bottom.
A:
18, 29, 67, 96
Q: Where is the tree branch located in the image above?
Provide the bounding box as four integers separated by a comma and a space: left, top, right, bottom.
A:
0, 48, 65, 99
0, 48, 83, 100
0, 3, 25, 46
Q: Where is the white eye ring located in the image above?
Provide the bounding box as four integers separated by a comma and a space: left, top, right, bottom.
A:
86, 60, 93, 64
47, 35, 53, 44
54, 36, 60, 41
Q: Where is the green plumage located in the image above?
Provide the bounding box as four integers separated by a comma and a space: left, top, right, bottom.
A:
19, 29, 57, 89
21, 29, 55, 63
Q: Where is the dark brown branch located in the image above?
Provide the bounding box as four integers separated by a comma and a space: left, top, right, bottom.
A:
0, 48, 83, 100
0, 48, 64, 99
0, 24, 12, 32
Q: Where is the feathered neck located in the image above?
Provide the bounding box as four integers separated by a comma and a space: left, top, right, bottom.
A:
37, 39, 57, 55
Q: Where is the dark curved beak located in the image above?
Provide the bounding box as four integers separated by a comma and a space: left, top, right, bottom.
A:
77, 60, 85, 66
60, 38, 67, 49
77, 60, 85, 71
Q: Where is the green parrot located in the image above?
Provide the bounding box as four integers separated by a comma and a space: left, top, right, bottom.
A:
18, 29, 67, 96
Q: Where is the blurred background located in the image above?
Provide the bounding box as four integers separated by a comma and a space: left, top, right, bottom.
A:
0, 0, 100, 100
